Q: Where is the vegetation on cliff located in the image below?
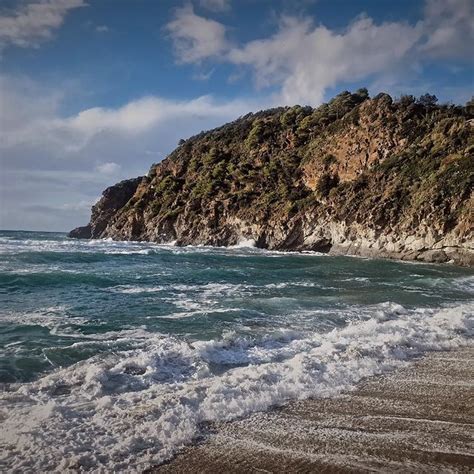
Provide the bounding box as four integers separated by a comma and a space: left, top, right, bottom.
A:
69, 90, 474, 265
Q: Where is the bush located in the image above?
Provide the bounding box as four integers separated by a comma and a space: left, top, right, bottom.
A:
155, 175, 178, 195
203, 147, 220, 166
397, 94, 416, 107
280, 105, 310, 127
465, 97, 474, 116
323, 154, 337, 169
355, 88, 369, 101
191, 178, 213, 199
417, 94, 438, 107
245, 120, 264, 149
316, 173, 339, 198
211, 161, 227, 180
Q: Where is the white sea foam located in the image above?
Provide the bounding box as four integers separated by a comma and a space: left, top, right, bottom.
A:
231, 238, 257, 248
0, 302, 472, 472
108, 283, 252, 320
0, 236, 168, 256
0, 306, 88, 332
0, 309, 159, 346
109, 280, 320, 296
0, 233, 330, 260
163, 307, 244, 320
109, 285, 167, 294
454, 276, 474, 293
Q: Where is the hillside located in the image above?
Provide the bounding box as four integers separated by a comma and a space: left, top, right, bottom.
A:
69, 90, 474, 265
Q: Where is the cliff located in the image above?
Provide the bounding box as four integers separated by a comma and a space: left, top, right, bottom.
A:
69, 177, 143, 239
69, 90, 474, 266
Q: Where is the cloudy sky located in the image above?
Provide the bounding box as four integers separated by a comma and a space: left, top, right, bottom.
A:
1, 0, 473, 231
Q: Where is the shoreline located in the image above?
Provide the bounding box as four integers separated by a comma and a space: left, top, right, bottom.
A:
152, 346, 474, 473
67, 233, 474, 268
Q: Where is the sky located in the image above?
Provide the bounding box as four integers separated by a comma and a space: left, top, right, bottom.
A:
0, 0, 473, 232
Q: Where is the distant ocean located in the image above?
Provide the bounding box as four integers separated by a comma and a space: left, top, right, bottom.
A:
0, 230, 473, 471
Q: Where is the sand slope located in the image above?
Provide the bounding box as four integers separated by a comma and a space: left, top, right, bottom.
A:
155, 347, 474, 473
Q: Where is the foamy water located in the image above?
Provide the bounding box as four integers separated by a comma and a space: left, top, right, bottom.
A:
0, 230, 472, 471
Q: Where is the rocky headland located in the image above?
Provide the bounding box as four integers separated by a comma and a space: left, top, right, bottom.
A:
69, 90, 474, 266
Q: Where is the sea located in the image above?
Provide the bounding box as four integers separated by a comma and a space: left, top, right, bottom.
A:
0, 230, 473, 471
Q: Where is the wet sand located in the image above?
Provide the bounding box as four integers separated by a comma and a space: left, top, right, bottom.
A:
153, 347, 474, 473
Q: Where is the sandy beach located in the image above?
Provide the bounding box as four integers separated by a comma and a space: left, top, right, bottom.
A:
154, 347, 474, 473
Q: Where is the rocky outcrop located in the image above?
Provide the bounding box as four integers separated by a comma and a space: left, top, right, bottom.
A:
68, 224, 92, 239
69, 90, 474, 266
68, 177, 143, 239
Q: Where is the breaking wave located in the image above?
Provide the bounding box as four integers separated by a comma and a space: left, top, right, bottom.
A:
0, 302, 472, 472
1, 231, 473, 472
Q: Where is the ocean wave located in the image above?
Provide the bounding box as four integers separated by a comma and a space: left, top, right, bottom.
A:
162, 307, 245, 320
108, 280, 323, 295
230, 238, 257, 248
0, 270, 114, 289
0, 301, 472, 472
0, 306, 88, 331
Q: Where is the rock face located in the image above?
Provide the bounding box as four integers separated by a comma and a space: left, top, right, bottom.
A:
68, 177, 143, 239
69, 90, 474, 266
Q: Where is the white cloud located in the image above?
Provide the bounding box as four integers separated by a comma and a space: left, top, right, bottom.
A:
96, 162, 121, 175
95, 25, 109, 33
228, 15, 423, 104
0, 74, 263, 231
59, 199, 96, 211
165, 0, 472, 105
421, 0, 474, 59
0, 73, 261, 152
193, 68, 215, 81
165, 4, 230, 63
199, 0, 231, 12
0, 0, 86, 50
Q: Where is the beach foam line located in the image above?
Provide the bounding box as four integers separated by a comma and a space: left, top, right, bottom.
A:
0, 302, 472, 472
158, 347, 474, 472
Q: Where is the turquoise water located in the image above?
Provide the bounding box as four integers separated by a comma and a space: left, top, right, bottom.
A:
1, 230, 473, 471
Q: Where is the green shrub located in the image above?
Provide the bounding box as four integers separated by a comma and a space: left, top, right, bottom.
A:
211, 161, 227, 180
155, 175, 178, 195
245, 120, 264, 149
316, 173, 339, 198
323, 154, 337, 168
203, 147, 220, 166
191, 178, 213, 199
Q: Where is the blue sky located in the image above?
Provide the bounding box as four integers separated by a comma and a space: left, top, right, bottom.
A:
0, 0, 473, 231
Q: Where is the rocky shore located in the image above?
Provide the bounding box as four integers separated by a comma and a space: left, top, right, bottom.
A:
70, 91, 474, 266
